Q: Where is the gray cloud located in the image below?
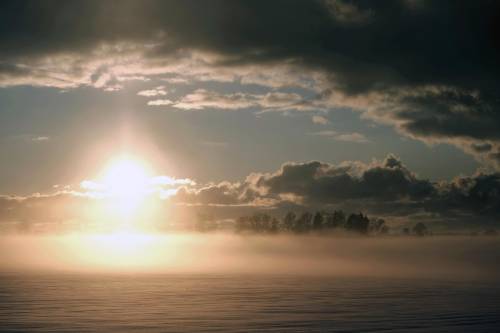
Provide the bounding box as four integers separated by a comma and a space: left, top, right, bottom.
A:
147, 99, 173, 106
324, 0, 374, 25
312, 115, 329, 125
137, 86, 167, 97
309, 130, 369, 143
173, 182, 244, 206
471, 143, 493, 153
31, 136, 50, 142
171, 154, 500, 224
249, 155, 434, 204
170, 89, 304, 111
333, 133, 368, 143
1, 155, 499, 229
2, 1, 499, 93
1, 0, 500, 164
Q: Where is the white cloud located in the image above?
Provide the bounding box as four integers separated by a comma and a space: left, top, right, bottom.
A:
80, 180, 105, 191
173, 89, 256, 110
138, 86, 167, 97
79, 174, 195, 200
309, 130, 338, 137
309, 130, 368, 143
150, 176, 195, 186
160, 76, 190, 84
31, 136, 50, 142
312, 115, 329, 125
335, 132, 369, 143
171, 89, 307, 111
147, 99, 173, 106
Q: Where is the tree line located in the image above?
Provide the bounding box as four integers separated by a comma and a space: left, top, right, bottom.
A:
196, 210, 430, 236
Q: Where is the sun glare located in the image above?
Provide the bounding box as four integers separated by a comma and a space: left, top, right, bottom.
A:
79, 154, 180, 233
99, 155, 154, 222
101, 157, 151, 197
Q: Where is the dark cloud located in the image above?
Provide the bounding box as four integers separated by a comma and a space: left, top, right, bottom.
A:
1, 155, 500, 229
173, 182, 245, 206
394, 88, 500, 142
428, 173, 500, 221
249, 154, 435, 204
1, 1, 500, 163
471, 143, 493, 153
3, 0, 499, 91
172, 154, 500, 224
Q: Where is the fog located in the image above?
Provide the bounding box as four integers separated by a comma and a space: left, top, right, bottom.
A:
1, 234, 499, 281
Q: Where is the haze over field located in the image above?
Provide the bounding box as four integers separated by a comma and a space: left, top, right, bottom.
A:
1, 1, 500, 331
1, 234, 499, 281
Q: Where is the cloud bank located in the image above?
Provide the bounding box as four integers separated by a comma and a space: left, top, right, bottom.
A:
2, 154, 498, 231
1, 1, 500, 165
175, 155, 500, 225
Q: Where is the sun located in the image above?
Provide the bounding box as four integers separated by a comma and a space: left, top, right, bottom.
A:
99, 155, 153, 222
101, 156, 151, 197
79, 153, 177, 232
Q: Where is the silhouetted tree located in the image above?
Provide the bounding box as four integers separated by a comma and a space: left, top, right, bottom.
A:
379, 225, 390, 235
312, 212, 324, 230
370, 218, 386, 234
333, 210, 346, 228
294, 212, 313, 233
483, 229, 497, 236
235, 216, 249, 233
258, 213, 271, 232
251, 213, 269, 232
196, 213, 216, 232
270, 217, 280, 233
412, 222, 428, 236
345, 213, 370, 234
324, 214, 334, 229
325, 210, 345, 229
234, 210, 395, 237
236, 213, 277, 233
283, 212, 296, 232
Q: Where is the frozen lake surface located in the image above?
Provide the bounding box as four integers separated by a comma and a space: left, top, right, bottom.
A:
1, 273, 499, 332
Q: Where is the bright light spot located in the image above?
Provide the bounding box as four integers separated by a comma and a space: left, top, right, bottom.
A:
99, 155, 153, 221
66, 233, 174, 270
101, 157, 151, 197
85, 233, 156, 259
77, 154, 194, 232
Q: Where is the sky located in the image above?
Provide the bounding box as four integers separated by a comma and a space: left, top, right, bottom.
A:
0, 0, 499, 230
